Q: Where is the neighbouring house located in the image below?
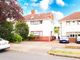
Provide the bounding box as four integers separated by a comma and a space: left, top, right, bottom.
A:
24, 10, 54, 41
59, 12, 80, 43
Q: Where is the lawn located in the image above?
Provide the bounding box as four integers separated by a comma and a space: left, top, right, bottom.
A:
48, 49, 80, 58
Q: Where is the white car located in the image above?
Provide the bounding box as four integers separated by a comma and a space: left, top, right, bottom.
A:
59, 36, 69, 43
0, 38, 10, 50
77, 34, 80, 43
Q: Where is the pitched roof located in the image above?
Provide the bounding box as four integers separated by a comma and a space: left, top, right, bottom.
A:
24, 10, 53, 21
59, 12, 80, 22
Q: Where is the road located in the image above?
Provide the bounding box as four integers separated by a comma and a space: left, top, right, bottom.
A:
0, 50, 79, 60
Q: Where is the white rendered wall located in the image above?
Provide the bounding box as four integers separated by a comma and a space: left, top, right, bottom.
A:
26, 19, 53, 36
60, 20, 80, 36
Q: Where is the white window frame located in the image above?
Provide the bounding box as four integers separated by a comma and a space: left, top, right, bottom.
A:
77, 20, 80, 25
31, 31, 43, 36
69, 34, 77, 38
66, 21, 70, 25
30, 20, 43, 25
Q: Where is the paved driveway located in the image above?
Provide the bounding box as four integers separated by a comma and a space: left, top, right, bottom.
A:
10, 41, 53, 55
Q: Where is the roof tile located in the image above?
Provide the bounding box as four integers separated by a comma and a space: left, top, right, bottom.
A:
59, 12, 80, 22
24, 11, 53, 21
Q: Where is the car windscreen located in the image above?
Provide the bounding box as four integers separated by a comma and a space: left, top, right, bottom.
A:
60, 36, 68, 39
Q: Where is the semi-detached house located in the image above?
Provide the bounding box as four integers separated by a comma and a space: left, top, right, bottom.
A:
59, 12, 80, 42
24, 10, 54, 41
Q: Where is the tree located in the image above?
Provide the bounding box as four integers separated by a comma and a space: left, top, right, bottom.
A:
15, 21, 29, 40
0, 0, 24, 21
0, 21, 13, 40
54, 27, 59, 34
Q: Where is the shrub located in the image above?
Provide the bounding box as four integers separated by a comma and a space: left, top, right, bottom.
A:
0, 21, 13, 40
15, 21, 29, 40
10, 33, 23, 43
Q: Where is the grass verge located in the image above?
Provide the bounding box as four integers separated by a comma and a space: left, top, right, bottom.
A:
48, 49, 80, 58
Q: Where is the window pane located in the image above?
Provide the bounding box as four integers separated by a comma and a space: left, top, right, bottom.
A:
40, 21, 42, 24
73, 34, 74, 37
77, 20, 80, 24
66, 21, 70, 24
78, 34, 80, 36
30, 20, 42, 25
70, 35, 72, 37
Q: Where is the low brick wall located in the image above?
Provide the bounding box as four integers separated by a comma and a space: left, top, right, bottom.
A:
34, 36, 52, 41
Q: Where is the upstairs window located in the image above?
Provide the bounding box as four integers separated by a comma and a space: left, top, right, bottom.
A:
30, 20, 43, 25
77, 20, 80, 25
71, 21, 75, 25
40, 20, 42, 24
66, 21, 70, 24
72, 21, 75, 23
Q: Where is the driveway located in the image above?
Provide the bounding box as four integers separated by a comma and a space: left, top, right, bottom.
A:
10, 41, 53, 55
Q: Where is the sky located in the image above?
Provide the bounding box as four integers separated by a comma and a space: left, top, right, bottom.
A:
17, 0, 80, 25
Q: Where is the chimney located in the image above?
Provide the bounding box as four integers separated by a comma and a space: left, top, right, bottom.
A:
31, 10, 35, 15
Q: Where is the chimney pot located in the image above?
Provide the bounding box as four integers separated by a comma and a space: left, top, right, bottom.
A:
31, 10, 35, 14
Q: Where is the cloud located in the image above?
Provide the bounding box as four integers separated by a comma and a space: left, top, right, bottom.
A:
52, 11, 64, 20
40, 0, 49, 10
31, 3, 39, 7
39, 0, 65, 10
40, 0, 53, 10
24, 3, 29, 6
56, 0, 65, 6
31, 0, 38, 2
52, 11, 64, 26
23, 0, 65, 11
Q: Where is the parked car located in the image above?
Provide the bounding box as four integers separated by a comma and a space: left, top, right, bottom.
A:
76, 34, 80, 44
0, 38, 10, 50
59, 36, 69, 43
